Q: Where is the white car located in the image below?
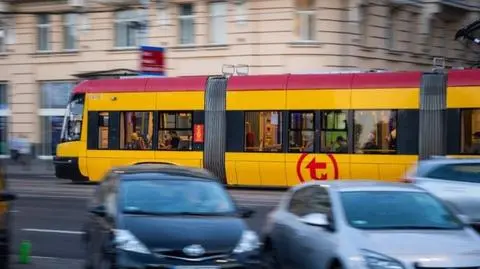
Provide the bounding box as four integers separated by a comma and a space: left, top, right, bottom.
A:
261, 180, 480, 269
404, 158, 480, 232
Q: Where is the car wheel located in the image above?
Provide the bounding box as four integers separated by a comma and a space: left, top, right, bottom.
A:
0, 241, 10, 269
99, 257, 113, 269
0, 256, 8, 269
331, 262, 343, 269
261, 244, 281, 269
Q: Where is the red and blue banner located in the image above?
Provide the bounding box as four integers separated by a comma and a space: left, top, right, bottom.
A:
140, 46, 166, 76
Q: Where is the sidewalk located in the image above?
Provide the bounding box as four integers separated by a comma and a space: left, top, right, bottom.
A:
4, 159, 54, 179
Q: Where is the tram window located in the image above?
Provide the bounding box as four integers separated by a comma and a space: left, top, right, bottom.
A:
354, 110, 397, 154
244, 111, 283, 152
288, 111, 314, 153
460, 109, 480, 154
120, 111, 154, 150
158, 112, 193, 151
320, 110, 348, 153
98, 112, 109, 149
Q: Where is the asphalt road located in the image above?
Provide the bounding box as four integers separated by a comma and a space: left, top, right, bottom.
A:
8, 177, 285, 269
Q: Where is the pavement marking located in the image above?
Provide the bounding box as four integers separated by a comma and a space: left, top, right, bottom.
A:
22, 228, 85, 235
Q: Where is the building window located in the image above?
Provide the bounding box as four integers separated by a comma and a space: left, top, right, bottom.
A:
120, 111, 153, 150
0, 117, 7, 156
158, 112, 193, 150
40, 81, 75, 109
294, 0, 316, 41
442, 21, 449, 58
409, 13, 418, 53
208, 1, 227, 44
114, 10, 139, 48
385, 9, 396, 49
37, 14, 51, 51
39, 81, 75, 157
288, 111, 314, 153
39, 116, 64, 156
461, 109, 480, 154
354, 110, 397, 154
0, 23, 6, 53
358, 4, 368, 45
0, 84, 7, 110
63, 13, 77, 50
98, 112, 109, 149
244, 111, 282, 152
178, 3, 195, 45
0, 84, 8, 156
234, 1, 247, 25
321, 110, 348, 153
156, 2, 169, 27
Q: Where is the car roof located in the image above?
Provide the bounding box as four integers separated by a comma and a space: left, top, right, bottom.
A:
109, 164, 219, 181
294, 180, 427, 193
414, 157, 480, 175
419, 157, 480, 165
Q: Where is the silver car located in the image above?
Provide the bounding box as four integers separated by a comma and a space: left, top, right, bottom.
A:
261, 181, 480, 269
405, 158, 480, 232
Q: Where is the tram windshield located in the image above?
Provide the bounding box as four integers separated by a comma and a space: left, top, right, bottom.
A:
61, 94, 85, 142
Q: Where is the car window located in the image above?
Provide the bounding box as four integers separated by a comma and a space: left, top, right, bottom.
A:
426, 163, 480, 183
104, 175, 118, 216
0, 161, 7, 218
340, 191, 463, 230
120, 179, 235, 215
288, 186, 331, 217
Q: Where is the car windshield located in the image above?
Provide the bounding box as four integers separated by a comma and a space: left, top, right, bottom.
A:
426, 163, 480, 183
340, 191, 464, 230
120, 179, 236, 215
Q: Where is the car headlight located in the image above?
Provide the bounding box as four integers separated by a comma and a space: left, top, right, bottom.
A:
114, 229, 151, 254
361, 249, 404, 269
233, 230, 260, 254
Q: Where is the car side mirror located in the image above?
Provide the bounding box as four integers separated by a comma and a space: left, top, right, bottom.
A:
89, 205, 106, 217
457, 214, 471, 224
238, 207, 255, 219
0, 192, 16, 202
300, 213, 329, 227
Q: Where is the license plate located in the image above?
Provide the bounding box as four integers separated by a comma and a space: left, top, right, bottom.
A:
174, 267, 220, 269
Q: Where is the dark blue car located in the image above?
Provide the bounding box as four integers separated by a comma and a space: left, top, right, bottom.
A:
82, 164, 261, 269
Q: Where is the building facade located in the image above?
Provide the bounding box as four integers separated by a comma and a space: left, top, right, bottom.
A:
0, 0, 478, 158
